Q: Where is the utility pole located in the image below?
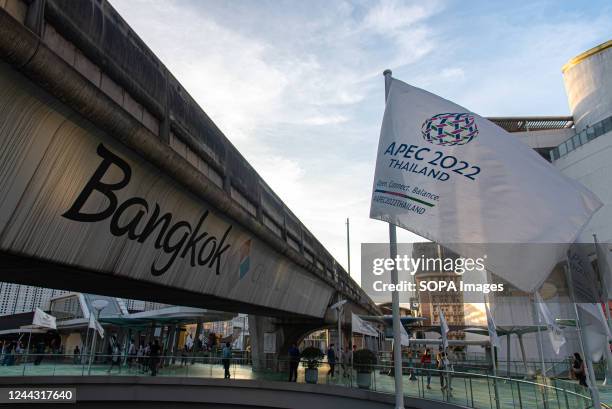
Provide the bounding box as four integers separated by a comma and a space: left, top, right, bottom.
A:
346, 218, 351, 275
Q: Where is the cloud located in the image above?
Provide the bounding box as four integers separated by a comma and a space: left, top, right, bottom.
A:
364, 0, 439, 34
301, 115, 349, 126
108, 0, 611, 286
106, 0, 458, 284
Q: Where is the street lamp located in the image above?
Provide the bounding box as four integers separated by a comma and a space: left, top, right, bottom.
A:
87, 299, 108, 375
330, 300, 347, 368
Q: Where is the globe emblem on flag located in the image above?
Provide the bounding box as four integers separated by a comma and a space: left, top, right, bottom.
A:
421, 113, 478, 146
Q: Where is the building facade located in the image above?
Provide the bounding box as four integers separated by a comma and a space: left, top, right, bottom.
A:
413, 243, 466, 342
489, 39, 612, 367
0, 282, 68, 316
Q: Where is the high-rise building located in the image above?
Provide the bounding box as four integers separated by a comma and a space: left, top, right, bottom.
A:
413, 243, 466, 341
0, 282, 68, 316
0, 282, 168, 316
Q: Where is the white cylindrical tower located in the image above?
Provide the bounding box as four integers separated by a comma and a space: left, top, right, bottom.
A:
562, 40, 612, 132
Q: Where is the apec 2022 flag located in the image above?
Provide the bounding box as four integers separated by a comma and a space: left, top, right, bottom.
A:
370, 78, 602, 292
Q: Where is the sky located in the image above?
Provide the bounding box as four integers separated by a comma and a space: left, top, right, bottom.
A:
111, 0, 611, 284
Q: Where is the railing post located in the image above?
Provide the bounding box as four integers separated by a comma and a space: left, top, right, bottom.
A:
469, 377, 474, 407
562, 389, 570, 409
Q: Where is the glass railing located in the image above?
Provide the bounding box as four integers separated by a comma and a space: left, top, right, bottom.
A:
0, 353, 605, 408
550, 116, 612, 161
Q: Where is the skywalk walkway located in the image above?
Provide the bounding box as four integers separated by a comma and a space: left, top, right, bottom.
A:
0, 354, 608, 409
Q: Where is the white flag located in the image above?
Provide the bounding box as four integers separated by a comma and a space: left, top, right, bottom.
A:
485, 303, 499, 349
535, 292, 566, 355
370, 77, 601, 292
351, 312, 379, 337
568, 244, 600, 303
439, 310, 449, 349
595, 239, 612, 301
88, 314, 104, 338
400, 320, 410, 346
578, 303, 611, 362
32, 308, 56, 329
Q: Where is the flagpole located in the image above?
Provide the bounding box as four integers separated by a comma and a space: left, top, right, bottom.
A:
565, 258, 602, 409
592, 234, 612, 385
485, 298, 501, 409
25, 329, 33, 366
383, 69, 404, 409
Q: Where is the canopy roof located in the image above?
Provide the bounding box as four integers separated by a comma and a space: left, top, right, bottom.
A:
488, 116, 574, 133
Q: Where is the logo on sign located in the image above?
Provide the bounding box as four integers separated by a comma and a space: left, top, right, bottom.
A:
421, 113, 478, 146
62, 144, 233, 277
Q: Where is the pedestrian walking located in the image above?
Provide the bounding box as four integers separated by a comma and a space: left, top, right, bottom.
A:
127, 339, 136, 370
571, 352, 587, 387
342, 346, 352, 379
288, 343, 300, 382
150, 340, 161, 376
107, 343, 121, 373
408, 348, 417, 381
222, 342, 232, 379
420, 348, 432, 389
327, 344, 336, 377
136, 343, 144, 372
73, 345, 80, 364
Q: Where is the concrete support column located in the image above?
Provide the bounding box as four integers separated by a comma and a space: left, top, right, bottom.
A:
248, 315, 286, 372
248, 315, 266, 372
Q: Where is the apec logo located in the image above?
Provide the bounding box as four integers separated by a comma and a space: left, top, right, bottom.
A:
421, 113, 478, 146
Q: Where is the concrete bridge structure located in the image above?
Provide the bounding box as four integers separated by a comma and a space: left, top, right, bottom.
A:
0, 0, 379, 365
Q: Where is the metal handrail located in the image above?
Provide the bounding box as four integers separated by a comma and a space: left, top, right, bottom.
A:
0, 353, 603, 408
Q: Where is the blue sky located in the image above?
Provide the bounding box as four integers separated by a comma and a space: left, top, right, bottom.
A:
111, 0, 611, 283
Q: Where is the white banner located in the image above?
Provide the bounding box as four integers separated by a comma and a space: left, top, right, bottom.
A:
351, 312, 379, 337
568, 244, 600, 303
32, 308, 56, 330
88, 314, 104, 338
400, 320, 410, 346
370, 77, 601, 292
578, 303, 611, 362
535, 292, 566, 355
439, 310, 449, 349
485, 303, 499, 349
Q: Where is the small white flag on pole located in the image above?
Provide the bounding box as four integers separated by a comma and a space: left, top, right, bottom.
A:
535, 292, 566, 355
439, 309, 449, 349
578, 303, 611, 362
369, 77, 601, 292
32, 308, 56, 330
485, 303, 500, 349
351, 312, 379, 337
88, 314, 104, 339
400, 320, 410, 346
